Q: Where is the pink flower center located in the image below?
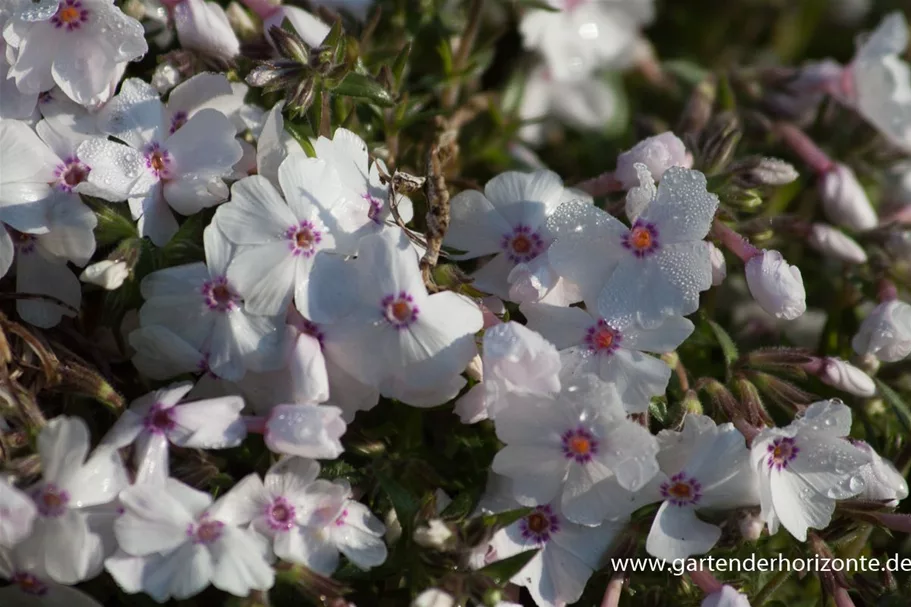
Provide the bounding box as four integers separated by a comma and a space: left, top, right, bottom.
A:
335, 508, 348, 527
561, 427, 599, 463
622, 220, 661, 258
519, 506, 560, 543
660, 472, 703, 506
382, 292, 419, 329
286, 220, 322, 257
766, 437, 800, 470
363, 193, 384, 224
265, 497, 296, 531
12, 572, 48, 596
189, 516, 225, 544
144, 403, 176, 434
51, 0, 89, 31
584, 319, 623, 355
33, 483, 70, 518
501, 224, 545, 263
144, 142, 173, 179
202, 276, 240, 312
53, 156, 90, 192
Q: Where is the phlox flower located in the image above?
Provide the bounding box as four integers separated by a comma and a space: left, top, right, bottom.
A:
213, 154, 357, 316
312, 127, 414, 237
0, 548, 102, 607
519, 0, 655, 80
100, 381, 246, 484
0, 479, 36, 547
548, 165, 719, 326
522, 302, 693, 413
478, 474, 626, 607
263, 404, 346, 460
137, 224, 287, 381
2, 0, 147, 106
491, 374, 659, 525
743, 250, 807, 321
106, 477, 274, 601
300, 228, 483, 404
455, 321, 561, 424
78, 78, 242, 245
255, 102, 301, 188
852, 300, 911, 362
172, 0, 240, 63
646, 415, 759, 561
15, 416, 128, 584
263, 4, 330, 48
750, 399, 872, 541
219, 457, 387, 574
443, 169, 583, 301
0, 38, 38, 120
164, 72, 250, 136
852, 440, 908, 507
615, 131, 691, 191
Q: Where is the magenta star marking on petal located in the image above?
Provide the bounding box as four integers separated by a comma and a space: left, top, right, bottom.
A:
766, 437, 800, 471
265, 497, 296, 532
519, 505, 560, 543
584, 319, 623, 355
561, 426, 600, 463
202, 276, 241, 312
32, 483, 70, 518
53, 156, 91, 192
622, 220, 661, 258
660, 472, 703, 507
286, 220, 323, 257
501, 224, 545, 263
51, 0, 89, 31
382, 292, 419, 329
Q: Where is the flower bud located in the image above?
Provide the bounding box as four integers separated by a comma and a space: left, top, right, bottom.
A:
615, 132, 691, 189
744, 250, 807, 320
731, 156, 799, 188
412, 589, 454, 607
682, 390, 703, 416
80, 260, 130, 290
384, 509, 402, 544
737, 509, 764, 541
852, 300, 911, 362
708, 243, 726, 285
808, 224, 867, 264
151, 62, 182, 95
852, 440, 908, 507
413, 519, 454, 550
814, 357, 876, 397
818, 164, 878, 231
466, 354, 483, 382
225, 2, 258, 40
173, 0, 241, 62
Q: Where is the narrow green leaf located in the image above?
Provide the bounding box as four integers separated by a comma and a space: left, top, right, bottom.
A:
392, 42, 412, 87
874, 379, 911, 434
332, 72, 395, 107
375, 470, 420, 532
479, 506, 532, 532
706, 318, 739, 368
478, 549, 539, 585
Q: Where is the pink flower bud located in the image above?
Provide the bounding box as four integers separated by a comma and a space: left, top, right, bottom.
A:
808, 224, 867, 264
744, 250, 807, 320
174, 0, 241, 61
818, 164, 878, 231
615, 132, 691, 189
738, 510, 764, 541
813, 357, 876, 397
852, 300, 911, 362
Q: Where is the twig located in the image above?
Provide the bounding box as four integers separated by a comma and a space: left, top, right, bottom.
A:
420, 116, 456, 290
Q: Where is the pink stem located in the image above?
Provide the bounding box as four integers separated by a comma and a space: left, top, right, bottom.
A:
688, 567, 723, 595
883, 204, 911, 225
868, 511, 911, 533
773, 122, 835, 175
800, 357, 826, 376
245, 416, 267, 434
732, 417, 761, 445
833, 587, 857, 607
600, 573, 625, 607
878, 279, 898, 303
241, 0, 281, 19
575, 172, 624, 198
711, 219, 761, 263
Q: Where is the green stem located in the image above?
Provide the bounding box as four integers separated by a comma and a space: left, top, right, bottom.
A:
753, 570, 791, 605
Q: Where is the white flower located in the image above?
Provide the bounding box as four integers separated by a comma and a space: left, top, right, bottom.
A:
128, 324, 208, 380
518, 65, 620, 144
312, 127, 413, 238
264, 404, 346, 459
100, 381, 246, 484
413, 519, 453, 549
479, 475, 626, 607
750, 400, 872, 541
615, 131, 691, 190
844, 12, 911, 152
0, 38, 38, 120
264, 5, 330, 48
520, 0, 654, 80
817, 164, 878, 231
646, 416, 759, 561
300, 228, 482, 399
0, 119, 55, 279
213, 154, 356, 316
2, 0, 147, 105
106, 477, 274, 601
0, 548, 103, 607
444, 170, 580, 300
0, 479, 36, 547
165, 72, 249, 135
744, 250, 807, 320
491, 375, 659, 525
548, 165, 718, 326
15, 416, 128, 584
80, 260, 129, 290
852, 300, 911, 362
702, 585, 752, 607
807, 223, 868, 264
709, 242, 727, 285
223, 458, 387, 574
413, 589, 454, 607
815, 357, 876, 397
255, 102, 301, 188
455, 321, 561, 424
79, 78, 242, 245
852, 440, 909, 507
173, 0, 240, 61
137, 224, 288, 381
522, 302, 693, 413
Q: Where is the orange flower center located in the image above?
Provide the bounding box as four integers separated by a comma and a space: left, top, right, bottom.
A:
59, 6, 80, 23
568, 436, 591, 455
511, 234, 532, 254
630, 226, 652, 249
667, 482, 692, 500
149, 153, 166, 173
296, 229, 314, 248
526, 513, 548, 533
391, 301, 412, 322
593, 329, 614, 349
